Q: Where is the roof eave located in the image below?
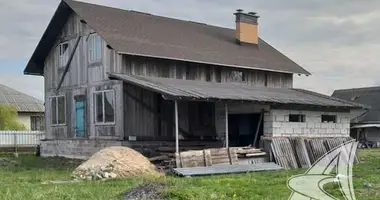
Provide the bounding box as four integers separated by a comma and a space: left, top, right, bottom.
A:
23, 0, 73, 76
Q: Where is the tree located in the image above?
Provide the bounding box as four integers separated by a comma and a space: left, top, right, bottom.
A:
0, 103, 26, 130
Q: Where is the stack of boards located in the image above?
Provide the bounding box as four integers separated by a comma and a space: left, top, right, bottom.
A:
270, 137, 358, 169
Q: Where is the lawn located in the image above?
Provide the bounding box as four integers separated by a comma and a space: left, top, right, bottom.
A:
0, 149, 379, 200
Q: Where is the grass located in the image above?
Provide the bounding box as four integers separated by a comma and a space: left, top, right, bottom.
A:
0, 149, 379, 200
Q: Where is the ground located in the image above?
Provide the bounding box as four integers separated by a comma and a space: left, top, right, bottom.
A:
0, 149, 379, 200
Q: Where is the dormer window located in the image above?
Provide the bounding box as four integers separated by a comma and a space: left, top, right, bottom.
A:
88, 34, 102, 63
59, 42, 69, 67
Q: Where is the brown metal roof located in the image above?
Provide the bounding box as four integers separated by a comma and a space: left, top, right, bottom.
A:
110, 73, 365, 109
25, 0, 310, 75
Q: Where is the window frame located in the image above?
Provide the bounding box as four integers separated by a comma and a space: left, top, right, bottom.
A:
94, 90, 116, 125
321, 115, 337, 123
88, 34, 103, 63
31, 115, 45, 131
58, 42, 69, 68
289, 114, 306, 123
50, 95, 66, 126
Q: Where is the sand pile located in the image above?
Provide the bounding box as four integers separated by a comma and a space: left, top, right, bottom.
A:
72, 146, 162, 180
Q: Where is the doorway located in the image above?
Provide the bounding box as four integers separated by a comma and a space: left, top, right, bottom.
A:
75, 96, 86, 137
228, 113, 263, 147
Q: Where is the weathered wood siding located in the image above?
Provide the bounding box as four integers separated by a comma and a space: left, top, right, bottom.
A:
44, 13, 123, 140
111, 55, 293, 88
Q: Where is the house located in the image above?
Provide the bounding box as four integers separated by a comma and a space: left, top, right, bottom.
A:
333, 87, 380, 146
0, 84, 44, 131
24, 0, 365, 159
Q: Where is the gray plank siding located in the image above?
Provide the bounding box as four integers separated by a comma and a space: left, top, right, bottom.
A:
112, 55, 293, 88
123, 84, 159, 138
43, 13, 123, 140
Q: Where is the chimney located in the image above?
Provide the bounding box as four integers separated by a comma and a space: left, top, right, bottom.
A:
234, 9, 260, 45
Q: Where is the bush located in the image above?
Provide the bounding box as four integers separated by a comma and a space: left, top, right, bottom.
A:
0, 103, 26, 130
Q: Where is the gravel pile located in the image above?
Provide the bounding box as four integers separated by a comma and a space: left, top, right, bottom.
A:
72, 146, 162, 180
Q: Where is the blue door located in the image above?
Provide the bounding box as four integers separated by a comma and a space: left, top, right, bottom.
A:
75, 100, 85, 137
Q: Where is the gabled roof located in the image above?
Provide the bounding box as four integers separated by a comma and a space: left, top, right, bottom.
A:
24, 0, 311, 76
332, 87, 380, 123
0, 84, 44, 113
110, 73, 365, 109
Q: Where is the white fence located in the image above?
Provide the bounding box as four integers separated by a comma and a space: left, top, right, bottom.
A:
0, 131, 45, 148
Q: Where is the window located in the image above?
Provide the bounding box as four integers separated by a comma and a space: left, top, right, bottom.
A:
230, 71, 245, 82
59, 42, 69, 67
94, 90, 115, 124
289, 114, 305, 122
31, 116, 44, 131
322, 115, 337, 123
88, 34, 102, 62
51, 96, 66, 125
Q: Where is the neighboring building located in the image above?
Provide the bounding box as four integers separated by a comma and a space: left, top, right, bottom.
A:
333, 87, 380, 146
24, 0, 365, 159
0, 84, 44, 131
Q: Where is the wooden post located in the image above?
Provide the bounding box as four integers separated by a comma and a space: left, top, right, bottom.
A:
175, 100, 179, 154
225, 103, 229, 148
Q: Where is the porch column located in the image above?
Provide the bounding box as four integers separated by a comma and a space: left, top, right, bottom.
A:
175, 100, 179, 154
225, 103, 229, 148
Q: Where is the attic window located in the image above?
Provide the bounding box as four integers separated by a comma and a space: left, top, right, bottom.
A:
230, 71, 245, 82
59, 42, 69, 67
88, 34, 102, 63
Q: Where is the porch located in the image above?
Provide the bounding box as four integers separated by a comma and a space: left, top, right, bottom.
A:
110, 73, 362, 163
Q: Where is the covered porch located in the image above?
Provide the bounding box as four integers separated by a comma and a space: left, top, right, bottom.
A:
109, 73, 364, 159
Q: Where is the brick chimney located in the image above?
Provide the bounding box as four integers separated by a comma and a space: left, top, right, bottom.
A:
234, 9, 260, 45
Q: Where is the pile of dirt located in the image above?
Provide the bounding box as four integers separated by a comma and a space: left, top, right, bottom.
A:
124, 182, 166, 200
72, 146, 162, 180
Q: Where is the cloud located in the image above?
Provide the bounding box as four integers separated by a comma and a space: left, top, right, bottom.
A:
1, 0, 380, 98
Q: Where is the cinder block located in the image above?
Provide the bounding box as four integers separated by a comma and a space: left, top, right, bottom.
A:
303, 128, 311, 135
307, 123, 314, 128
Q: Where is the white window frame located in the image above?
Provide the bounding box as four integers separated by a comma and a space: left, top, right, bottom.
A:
50, 95, 66, 126
88, 34, 102, 63
59, 42, 69, 67
94, 90, 115, 125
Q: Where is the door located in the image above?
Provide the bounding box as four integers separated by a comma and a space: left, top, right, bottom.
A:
75, 100, 86, 137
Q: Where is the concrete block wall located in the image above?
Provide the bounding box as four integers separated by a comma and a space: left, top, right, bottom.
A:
40, 140, 122, 159
264, 109, 351, 137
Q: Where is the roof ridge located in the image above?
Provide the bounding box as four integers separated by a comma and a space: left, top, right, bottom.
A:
65, 0, 226, 30
0, 84, 43, 103
334, 86, 380, 93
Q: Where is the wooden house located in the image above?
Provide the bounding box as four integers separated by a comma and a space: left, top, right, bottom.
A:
24, 0, 365, 159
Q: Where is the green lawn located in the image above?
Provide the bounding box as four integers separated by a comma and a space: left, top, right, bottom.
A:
0, 149, 380, 200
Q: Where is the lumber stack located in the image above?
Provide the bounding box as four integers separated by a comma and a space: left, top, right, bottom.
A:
270, 137, 358, 169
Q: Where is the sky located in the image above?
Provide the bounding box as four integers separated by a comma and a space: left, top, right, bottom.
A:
1, 0, 380, 101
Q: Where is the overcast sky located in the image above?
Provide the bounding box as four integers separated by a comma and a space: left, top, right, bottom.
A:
1, 0, 380, 100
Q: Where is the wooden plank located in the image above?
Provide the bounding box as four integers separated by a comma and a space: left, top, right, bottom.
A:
173, 162, 282, 177
204, 149, 212, 167
291, 138, 311, 168
271, 138, 298, 169
179, 150, 205, 168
